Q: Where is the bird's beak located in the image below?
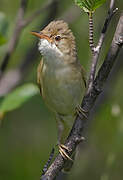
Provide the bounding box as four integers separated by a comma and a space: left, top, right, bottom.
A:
30, 31, 52, 43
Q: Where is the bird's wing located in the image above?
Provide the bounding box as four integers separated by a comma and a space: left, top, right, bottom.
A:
37, 58, 44, 96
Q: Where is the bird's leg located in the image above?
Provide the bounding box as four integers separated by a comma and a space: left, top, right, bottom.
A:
58, 144, 73, 161
56, 114, 74, 161
75, 105, 88, 119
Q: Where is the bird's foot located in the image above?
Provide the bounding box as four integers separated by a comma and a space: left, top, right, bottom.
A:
76, 105, 88, 119
59, 144, 73, 161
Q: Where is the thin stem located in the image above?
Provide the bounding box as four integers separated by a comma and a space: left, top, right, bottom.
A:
87, 0, 117, 94
110, 0, 115, 10
88, 12, 95, 55
96, 7, 118, 52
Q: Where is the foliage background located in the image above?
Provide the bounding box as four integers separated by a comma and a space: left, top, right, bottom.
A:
0, 0, 123, 179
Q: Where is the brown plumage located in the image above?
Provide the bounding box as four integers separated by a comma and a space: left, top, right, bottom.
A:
31, 20, 86, 171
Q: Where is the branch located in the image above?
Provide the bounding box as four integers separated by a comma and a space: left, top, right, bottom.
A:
87, 0, 118, 94
0, 0, 28, 80
41, 12, 123, 180
0, 0, 60, 96
0, 0, 57, 81
110, 0, 115, 10
22, 0, 54, 27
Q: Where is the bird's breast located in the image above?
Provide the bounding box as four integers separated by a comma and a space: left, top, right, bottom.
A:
41, 62, 83, 115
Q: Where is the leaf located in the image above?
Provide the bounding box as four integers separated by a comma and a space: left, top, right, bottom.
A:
75, 0, 106, 13
0, 83, 39, 115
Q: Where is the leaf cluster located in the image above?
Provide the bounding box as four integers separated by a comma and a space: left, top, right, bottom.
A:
75, 0, 106, 13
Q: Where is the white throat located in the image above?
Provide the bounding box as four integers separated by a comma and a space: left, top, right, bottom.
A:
38, 39, 64, 67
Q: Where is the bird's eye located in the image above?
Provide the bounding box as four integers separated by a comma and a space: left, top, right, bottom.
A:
55, 35, 61, 41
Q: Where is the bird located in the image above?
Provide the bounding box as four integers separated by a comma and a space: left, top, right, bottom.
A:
31, 20, 86, 171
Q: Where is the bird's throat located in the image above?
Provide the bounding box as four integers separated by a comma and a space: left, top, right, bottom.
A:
38, 39, 64, 67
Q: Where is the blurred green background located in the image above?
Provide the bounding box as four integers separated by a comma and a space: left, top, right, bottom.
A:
0, 0, 123, 179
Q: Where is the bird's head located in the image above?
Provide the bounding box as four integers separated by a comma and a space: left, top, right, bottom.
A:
31, 20, 77, 61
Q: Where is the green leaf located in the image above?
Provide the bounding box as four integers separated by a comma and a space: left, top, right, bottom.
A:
75, 0, 106, 13
0, 33, 6, 45
0, 83, 39, 114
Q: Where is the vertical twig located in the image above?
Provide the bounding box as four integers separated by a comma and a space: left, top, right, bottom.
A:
88, 12, 95, 54
96, 7, 118, 52
110, 0, 115, 10
87, 0, 117, 94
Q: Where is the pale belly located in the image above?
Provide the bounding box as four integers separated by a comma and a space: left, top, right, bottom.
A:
41, 65, 84, 115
